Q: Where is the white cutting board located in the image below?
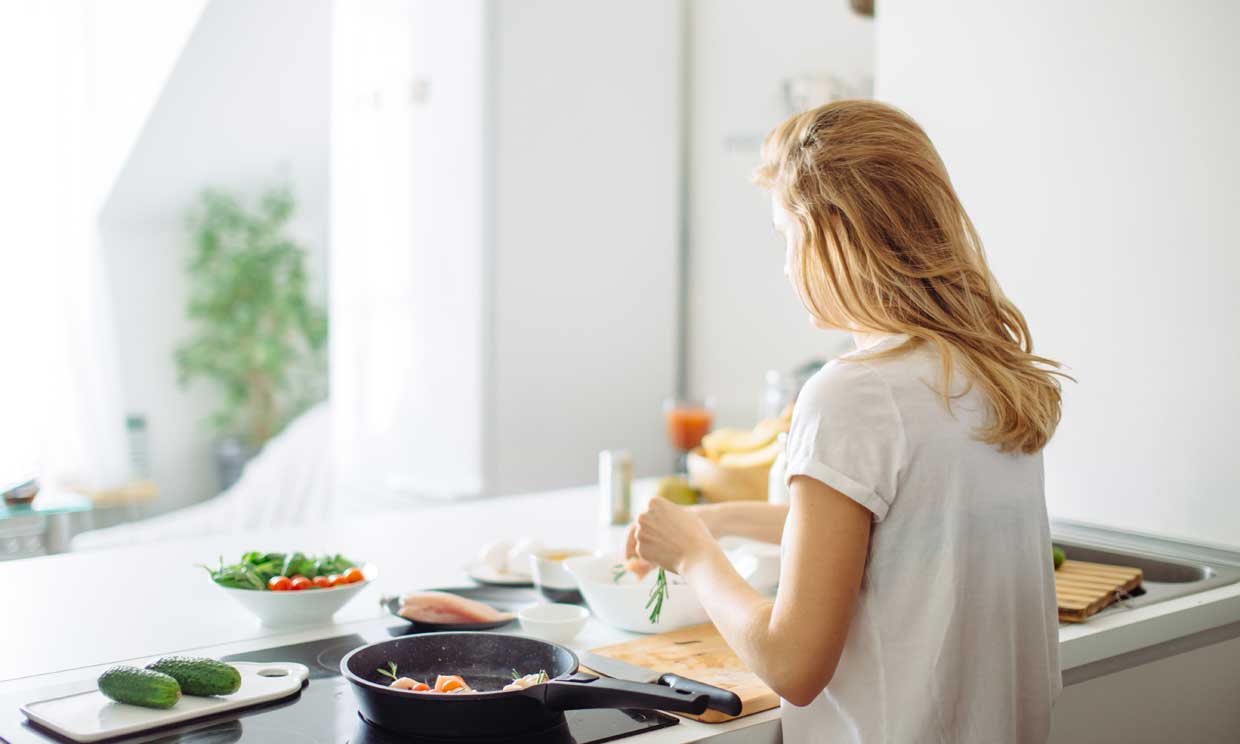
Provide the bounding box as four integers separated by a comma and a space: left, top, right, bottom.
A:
21, 661, 309, 743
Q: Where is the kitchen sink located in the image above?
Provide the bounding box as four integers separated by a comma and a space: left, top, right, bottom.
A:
1052, 519, 1240, 615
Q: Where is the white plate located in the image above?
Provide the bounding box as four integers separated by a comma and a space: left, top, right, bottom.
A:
22, 662, 309, 743
465, 562, 533, 586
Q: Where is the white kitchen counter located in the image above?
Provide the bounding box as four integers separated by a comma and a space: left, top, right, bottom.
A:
2, 482, 1239, 742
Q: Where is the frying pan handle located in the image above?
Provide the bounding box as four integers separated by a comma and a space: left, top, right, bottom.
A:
544, 673, 710, 714
657, 674, 743, 717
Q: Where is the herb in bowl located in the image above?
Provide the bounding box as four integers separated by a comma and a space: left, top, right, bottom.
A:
612, 562, 670, 624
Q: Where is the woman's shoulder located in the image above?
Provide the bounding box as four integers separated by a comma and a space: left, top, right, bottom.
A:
796, 357, 896, 423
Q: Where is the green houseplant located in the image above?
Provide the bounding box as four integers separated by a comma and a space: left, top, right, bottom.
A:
175, 185, 327, 486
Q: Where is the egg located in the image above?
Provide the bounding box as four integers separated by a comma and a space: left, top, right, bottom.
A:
505, 538, 542, 578
477, 539, 513, 573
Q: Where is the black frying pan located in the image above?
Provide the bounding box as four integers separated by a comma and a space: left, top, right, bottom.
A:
341, 632, 742, 739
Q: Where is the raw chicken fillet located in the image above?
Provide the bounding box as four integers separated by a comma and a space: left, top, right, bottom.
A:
398, 591, 514, 624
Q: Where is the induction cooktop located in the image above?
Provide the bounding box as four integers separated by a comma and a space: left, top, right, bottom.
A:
2, 628, 679, 744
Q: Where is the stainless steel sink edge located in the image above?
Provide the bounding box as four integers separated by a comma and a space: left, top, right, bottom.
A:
1049, 518, 1240, 615
1050, 518, 1240, 569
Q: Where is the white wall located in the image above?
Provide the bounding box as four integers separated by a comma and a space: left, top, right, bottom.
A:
686, 0, 871, 428
101, 0, 331, 511
876, 1, 1240, 547
330, 0, 488, 500
491, 0, 682, 491
86, 0, 206, 209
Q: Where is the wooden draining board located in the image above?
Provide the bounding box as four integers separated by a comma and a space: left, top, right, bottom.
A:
589, 623, 776, 723
1056, 559, 1143, 623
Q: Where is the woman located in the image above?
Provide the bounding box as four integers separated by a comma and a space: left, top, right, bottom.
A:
628, 100, 1065, 743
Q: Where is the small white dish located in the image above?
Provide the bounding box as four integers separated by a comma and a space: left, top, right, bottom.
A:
214, 567, 375, 627
518, 603, 590, 644
529, 547, 589, 603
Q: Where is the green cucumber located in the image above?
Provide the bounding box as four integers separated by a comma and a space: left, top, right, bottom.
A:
146, 656, 241, 696
98, 666, 182, 709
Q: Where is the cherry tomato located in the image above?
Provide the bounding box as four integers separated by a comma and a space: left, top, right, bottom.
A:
268, 576, 291, 591
342, 567, 365, 584
327, 574, 343, 587
312, 576, 332, 589
289, 576, 312, 591
290, 574, 307, 582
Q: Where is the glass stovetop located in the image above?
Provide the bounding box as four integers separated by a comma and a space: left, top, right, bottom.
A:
1, 629, 679, 744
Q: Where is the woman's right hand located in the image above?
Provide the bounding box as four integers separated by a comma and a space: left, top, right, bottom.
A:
629, 500, 789, 547
625, 503, 720, 562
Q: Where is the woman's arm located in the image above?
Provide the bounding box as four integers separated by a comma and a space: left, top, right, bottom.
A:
625, 501, 788, 559
631, 475, 870, 706
693, 501, 789, 544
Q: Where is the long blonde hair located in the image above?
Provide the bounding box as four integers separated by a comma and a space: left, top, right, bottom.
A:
755, 100, 1067, 454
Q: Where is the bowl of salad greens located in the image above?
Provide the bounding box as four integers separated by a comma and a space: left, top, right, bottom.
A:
204, 551, 374, 626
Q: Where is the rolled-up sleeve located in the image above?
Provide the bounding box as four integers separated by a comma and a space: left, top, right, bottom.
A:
784, 361, 905, 522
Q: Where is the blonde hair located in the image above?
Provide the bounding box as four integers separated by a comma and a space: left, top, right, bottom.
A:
755, 100, 1067, 454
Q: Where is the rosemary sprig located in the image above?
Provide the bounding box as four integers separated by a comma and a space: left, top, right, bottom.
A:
377, 661, 399, 682
614, 562, 671, 623
644, 568, 669, 624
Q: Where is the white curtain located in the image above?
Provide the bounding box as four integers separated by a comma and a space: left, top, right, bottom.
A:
0, 2, 129, 490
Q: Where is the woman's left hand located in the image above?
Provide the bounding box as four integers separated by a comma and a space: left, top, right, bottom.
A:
629, 497, 719, 574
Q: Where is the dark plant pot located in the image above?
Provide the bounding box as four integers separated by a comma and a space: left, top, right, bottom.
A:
215, 437, 257, 492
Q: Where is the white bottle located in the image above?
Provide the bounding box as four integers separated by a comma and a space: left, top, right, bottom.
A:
767, 433, 790, 505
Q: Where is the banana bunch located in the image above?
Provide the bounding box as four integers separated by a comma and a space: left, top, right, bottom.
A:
700, 406, 792, 468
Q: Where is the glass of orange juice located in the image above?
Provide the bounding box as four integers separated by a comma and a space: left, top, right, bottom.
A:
663, 397, 714, 473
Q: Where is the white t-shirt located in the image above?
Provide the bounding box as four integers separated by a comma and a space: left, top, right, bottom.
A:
781, 334, 1061, 744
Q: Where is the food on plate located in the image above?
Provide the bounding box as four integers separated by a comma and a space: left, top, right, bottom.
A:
146, 656, 242, 697
202, 551, 362, 591
1053, 545, 1066, 570
475, 537, 544, 577
377, 662, 547, 694
477, 539, 513, 573
505, 539, 543, 574
612, 559, 671, 624
397, 591, 515, 625
655, 476, 700, 506
97, 666, 182, 709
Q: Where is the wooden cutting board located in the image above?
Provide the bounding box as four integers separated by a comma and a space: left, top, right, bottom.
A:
589, 623, 776, 723
1056, 559, 1143, 623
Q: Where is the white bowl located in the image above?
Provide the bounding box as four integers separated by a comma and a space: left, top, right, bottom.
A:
563, 555, 708, 634
517, 603, 590, 644
529, 547, 589, 603
214, 571, 374, 627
